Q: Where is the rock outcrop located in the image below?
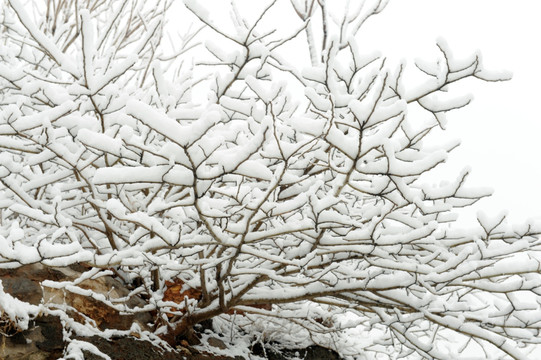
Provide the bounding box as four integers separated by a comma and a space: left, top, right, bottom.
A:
1, 264, 342, 359
0, 263, 152, 331
1, 314, 64, 360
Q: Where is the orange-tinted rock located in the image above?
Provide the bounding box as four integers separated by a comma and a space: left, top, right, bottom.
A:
162, 278, 202, 316
0, 264, 151, 331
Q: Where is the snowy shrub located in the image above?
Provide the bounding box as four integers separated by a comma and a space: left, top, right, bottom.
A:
1, 0, 541, 358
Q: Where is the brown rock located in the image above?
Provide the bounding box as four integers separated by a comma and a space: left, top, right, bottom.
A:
79, 335, 242, 360
42, 265, 152, 331
0, 277, 43, 305
252, 343, 342, 360
0, 265, 65, 305
0, 263, 152, 332
207, 336, 228, 350
162, 278, 202, 317
0, 315, 63, 360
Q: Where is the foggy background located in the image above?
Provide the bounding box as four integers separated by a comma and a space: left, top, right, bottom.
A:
356, 0, 541, 225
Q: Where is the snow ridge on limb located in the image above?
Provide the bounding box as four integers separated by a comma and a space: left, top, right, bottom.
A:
7, 0, 80, 78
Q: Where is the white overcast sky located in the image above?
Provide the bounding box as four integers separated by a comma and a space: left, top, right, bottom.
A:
171, 0, 541, 225
354, 0, 541, 225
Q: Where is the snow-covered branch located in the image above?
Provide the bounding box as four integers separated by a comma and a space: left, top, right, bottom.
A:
0, 1, 538, 359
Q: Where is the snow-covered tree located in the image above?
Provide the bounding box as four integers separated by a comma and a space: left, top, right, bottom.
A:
1, 0, 541, 358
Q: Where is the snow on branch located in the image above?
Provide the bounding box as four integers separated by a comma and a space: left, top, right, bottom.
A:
0, 1, 540, 359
